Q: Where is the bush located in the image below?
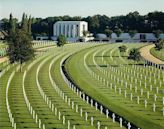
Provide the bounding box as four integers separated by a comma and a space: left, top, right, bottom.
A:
128, 48, 141, 61
155, 40, 164, 51
118, 45, 127, 53
57, 35, 66, 47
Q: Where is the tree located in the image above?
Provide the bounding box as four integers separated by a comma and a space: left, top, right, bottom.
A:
57, 35, 66, 47
155, 39, 164, 51
129, 30, 138, 38
128, 48, 141, 61
8, 13, 16, 36
153, 30, 163, 39
7, 29, 34, 71
114, 28, 123, 37
21, 13, 28, 32
118, 45, 127, 53
28, 15, 32, 35
104, 28, 113, 38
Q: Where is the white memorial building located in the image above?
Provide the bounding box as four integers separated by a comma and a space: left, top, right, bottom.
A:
52, 21, 93, 42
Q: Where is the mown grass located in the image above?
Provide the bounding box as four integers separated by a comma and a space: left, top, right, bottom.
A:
150, 47, 164, 61
65, 43, 164, 129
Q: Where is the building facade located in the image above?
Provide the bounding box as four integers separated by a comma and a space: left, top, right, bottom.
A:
52, 21, 88, 42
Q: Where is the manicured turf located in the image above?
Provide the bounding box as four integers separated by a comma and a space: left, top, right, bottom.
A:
0, 43, 125, 129
150, 47, 164, 61
65, 43, 164, 129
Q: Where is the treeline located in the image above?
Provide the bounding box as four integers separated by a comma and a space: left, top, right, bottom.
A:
1, 11, 164, 38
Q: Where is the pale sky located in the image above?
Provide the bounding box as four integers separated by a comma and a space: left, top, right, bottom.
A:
0, 0, 164, 20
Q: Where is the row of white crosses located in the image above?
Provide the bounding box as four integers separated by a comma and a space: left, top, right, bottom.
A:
23, 56, 49, 129
36, 54, 80, 129
99, 46, 164, 115
6, 70, 17, 129
60, 55, 111, 129
92, 48, 164, 113
32, 40, 55, 48
83, 48, 164, 117
59, 55, 134, 129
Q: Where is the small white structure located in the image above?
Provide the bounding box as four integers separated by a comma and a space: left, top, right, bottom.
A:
52, 21, 93, 42
36, 36, 49, 40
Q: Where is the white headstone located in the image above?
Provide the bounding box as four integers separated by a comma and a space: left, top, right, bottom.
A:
112, 113, 115, 122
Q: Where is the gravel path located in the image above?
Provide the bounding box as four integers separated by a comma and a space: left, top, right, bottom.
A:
140, 44, 164, 65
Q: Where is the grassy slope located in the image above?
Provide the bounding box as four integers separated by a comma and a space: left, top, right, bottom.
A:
150, 47, 164, 61
65, 43, 164, 129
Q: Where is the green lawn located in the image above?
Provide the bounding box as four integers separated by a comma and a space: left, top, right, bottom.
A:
65, 43, 164, 129
150, 47, 164, 61
0, 43, 125, 129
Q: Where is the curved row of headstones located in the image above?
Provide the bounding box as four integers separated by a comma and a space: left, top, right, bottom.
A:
0, 49, 45, 129
22, 53, 53, 129
82, 46, 138, 129
44, 44, 112, 129
6, 70, 16, 129
92, 45, 164, 115
35, 44, 103, 129
60, 48, 134, 129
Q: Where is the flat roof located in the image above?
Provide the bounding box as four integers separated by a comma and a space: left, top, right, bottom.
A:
55, 21, 87, 24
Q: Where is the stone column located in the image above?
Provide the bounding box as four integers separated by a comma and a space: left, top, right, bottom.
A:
64, 24, 67, 37
61, 24, 63, 35
69, 24, 72, 38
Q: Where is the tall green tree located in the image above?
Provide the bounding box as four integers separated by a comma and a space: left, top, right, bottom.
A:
8, 13, 16, 36
7, 29, 34, 71
57, 35, 66, 47
21, 13, 28, 32
28, 15, 32, 35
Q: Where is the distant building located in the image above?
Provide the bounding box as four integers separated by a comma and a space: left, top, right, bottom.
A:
133, 33, 157, 42
159, 34, 164, 40
36, 36, 49, 40
95, 32, 158, 43
52, 21, 93, 42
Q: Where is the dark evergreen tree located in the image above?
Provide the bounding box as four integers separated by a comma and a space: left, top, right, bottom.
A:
21, 13, 28, 32
28, 15, 32, 35
7, 29, 34, 71
8, 13, 16, 36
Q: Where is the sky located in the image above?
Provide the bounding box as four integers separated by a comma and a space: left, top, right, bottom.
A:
0, 0, 164, 20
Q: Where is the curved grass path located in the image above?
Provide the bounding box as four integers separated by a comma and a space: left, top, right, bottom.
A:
65, 43, 164, 129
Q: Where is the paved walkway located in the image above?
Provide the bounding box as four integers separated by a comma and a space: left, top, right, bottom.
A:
140, 44, 164, 65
